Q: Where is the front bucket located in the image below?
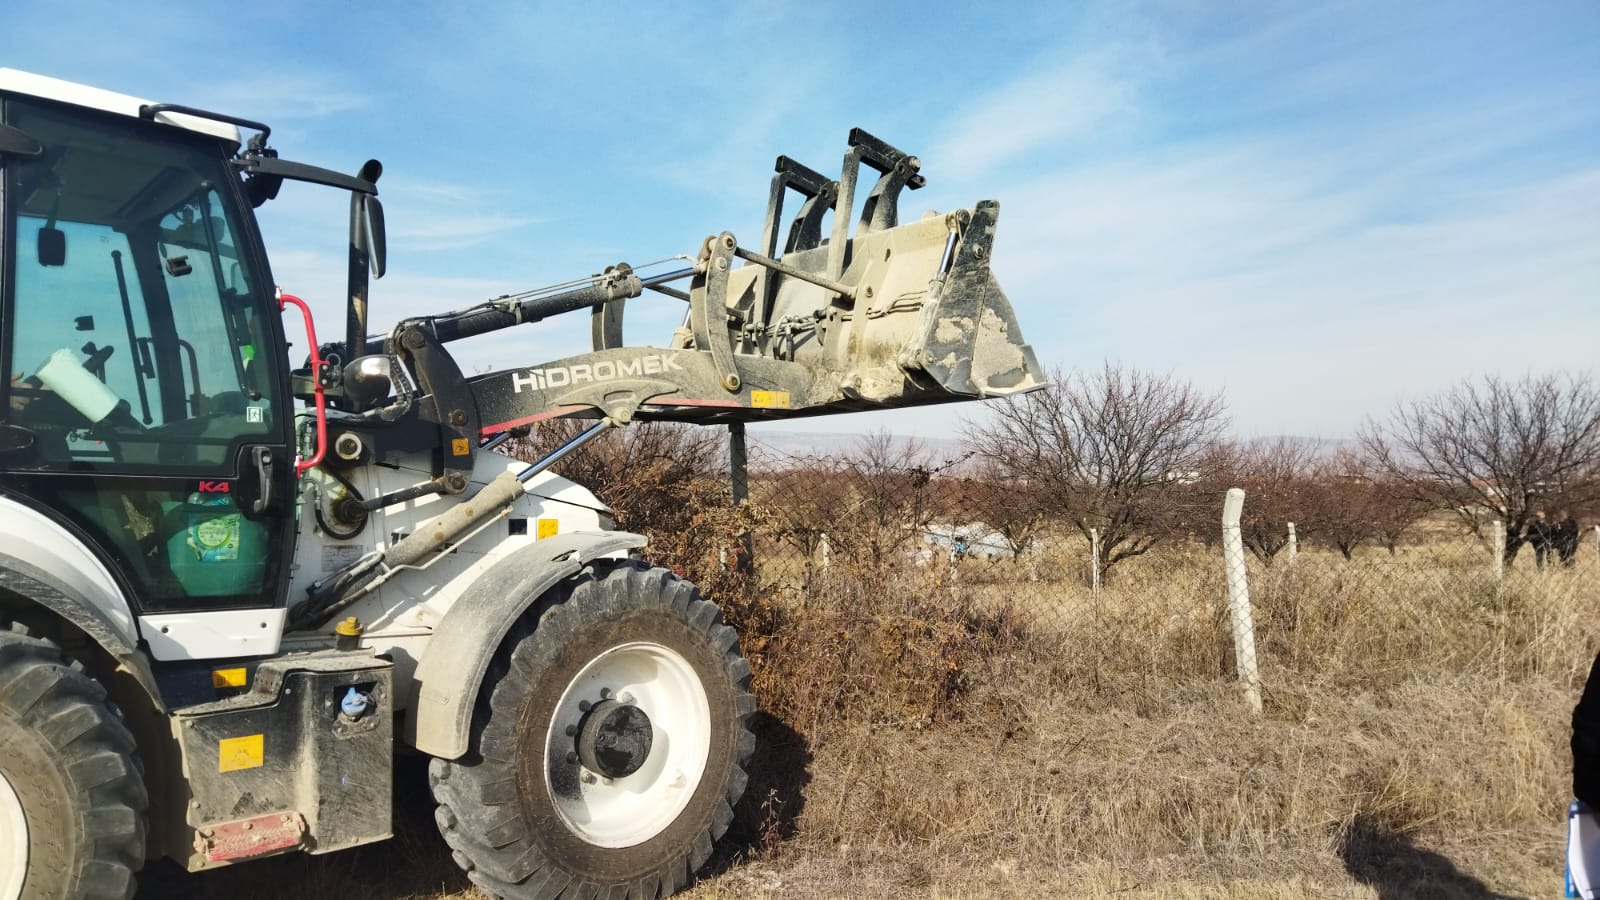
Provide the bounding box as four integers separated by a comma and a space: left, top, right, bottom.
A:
721, 197, 1046, 413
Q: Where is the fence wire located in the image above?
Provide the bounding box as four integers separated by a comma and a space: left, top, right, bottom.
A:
524, 430, 1600, 712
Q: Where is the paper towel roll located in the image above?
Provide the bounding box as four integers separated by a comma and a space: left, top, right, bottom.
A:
35, 348, 120, 423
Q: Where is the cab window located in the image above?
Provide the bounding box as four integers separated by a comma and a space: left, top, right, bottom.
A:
3, 97, 279, 471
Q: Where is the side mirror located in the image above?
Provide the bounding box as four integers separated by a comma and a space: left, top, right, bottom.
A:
363, 195, 386, 278
344, 160, 385, 360
353, 159, 385, 279
244, 172, 284, 208
37, 227, 65, 266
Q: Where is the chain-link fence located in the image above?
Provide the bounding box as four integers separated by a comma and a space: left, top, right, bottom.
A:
509, 427, 1600, 729
708, 438, 1599, 714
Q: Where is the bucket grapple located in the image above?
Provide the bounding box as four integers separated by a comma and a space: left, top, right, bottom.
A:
380, 129, 1045, 432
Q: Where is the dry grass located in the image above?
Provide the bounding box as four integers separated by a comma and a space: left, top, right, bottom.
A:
149, 537, 1597, 899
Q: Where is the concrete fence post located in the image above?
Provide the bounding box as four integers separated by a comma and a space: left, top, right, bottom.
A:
820, 531, 831, 572
1089, 527, 1102, 598
1221, 488, 1264, 715
1491, 519, 1506, 580
1286, 522, 1298, 563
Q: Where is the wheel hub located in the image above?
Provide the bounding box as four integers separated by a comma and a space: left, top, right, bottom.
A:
0, 767, 28, 900
576, 699, 653, 779
544, 640, 713, 848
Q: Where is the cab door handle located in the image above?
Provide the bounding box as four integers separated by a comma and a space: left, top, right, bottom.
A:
251, 445, 274, 513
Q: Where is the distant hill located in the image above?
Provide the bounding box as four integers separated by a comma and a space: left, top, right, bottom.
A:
742, 429, 969, 467
1250, 435, 1357, 453
737, 431, 1353, 469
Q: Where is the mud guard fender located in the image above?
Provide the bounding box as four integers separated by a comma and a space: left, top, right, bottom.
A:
0, 498, 164, 710
405, 530, 649, 759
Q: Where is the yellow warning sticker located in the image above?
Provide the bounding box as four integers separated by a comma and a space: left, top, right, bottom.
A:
536, 518, 560, 539
451, 437, 470, 456
750, 390, 791, 409
211, 667, 247, 689
219, 734, 264, 773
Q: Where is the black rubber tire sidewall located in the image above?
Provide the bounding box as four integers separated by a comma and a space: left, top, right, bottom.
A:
431, 561, 754, 899
0, 711, 76, 899
0, 625, 146, 900
511, 603, 739, 877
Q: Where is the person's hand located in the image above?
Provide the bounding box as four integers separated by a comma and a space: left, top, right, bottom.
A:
9, 372, 52, 413
9, 372, 29, 412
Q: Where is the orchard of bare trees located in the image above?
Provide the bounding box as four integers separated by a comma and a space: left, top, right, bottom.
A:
504, 366, 1600, 582
956, 365, 1600, 575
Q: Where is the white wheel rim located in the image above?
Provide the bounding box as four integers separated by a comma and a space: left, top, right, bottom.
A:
544, 641, 712, 848
0, 767, 27, 900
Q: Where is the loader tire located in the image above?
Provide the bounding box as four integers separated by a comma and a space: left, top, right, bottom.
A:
430, 560, 755, 900
0, 622, 146, 900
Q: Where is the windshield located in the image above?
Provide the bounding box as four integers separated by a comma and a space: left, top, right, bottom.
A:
3, 96, 282, 470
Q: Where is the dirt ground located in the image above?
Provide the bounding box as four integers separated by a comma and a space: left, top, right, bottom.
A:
138, 680, 1573, 900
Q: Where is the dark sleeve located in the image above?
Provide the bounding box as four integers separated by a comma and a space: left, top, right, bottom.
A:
1574, 652, 1600, 806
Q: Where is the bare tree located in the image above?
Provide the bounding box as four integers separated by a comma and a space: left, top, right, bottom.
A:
832, 431, 936, 571
1360, 372, 1600, 562
962, 363, 1228, 579
956, 461, 1050, 559
759, 466, 848, 566
1307, 448, 1431, 559
1213, 437, 1320, 563
1368, 475, 1433, 555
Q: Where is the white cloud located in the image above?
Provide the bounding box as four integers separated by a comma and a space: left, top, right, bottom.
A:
986, 145, 1600, 437
188, 74, 368, 122
929, 53, 1144, 184
389, 214, 544, 251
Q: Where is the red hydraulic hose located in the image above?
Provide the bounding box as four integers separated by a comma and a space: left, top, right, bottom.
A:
277, 289, 326, 476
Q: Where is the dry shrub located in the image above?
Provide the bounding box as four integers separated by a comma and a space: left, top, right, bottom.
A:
719, 565, 1027, 738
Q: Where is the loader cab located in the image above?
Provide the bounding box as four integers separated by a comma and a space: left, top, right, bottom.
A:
0, 75, 297, 655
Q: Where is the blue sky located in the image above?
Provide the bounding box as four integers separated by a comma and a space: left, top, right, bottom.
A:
4, 1, 1596, 441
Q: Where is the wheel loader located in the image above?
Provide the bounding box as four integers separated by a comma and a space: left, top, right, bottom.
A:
0, 68, 1043, 899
